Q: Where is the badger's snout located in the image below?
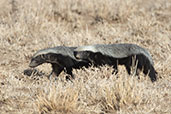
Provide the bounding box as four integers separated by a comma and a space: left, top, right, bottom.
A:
29, 59, 43, 68
29, 60, 38, 68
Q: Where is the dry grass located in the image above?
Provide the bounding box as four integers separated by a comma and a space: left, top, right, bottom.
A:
0, 0, 171, 113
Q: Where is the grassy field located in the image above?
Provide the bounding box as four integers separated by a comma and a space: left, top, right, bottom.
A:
0, 0, 171, 113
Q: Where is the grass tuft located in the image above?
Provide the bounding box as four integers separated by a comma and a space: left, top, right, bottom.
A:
36, 85, 79, 114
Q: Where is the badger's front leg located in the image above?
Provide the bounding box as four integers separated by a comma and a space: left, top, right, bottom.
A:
48, 63, 64, 80
64, 67, 75, 81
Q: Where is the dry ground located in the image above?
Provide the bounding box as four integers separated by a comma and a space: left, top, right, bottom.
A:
0, 0, 171, 114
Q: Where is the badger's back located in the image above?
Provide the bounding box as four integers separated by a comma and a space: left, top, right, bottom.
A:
75, 44, 154, 65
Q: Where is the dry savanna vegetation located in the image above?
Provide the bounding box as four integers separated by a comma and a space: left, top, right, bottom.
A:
0, 0, 171, 113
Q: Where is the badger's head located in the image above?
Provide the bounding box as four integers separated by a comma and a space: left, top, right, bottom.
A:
29, 49, 52, 68
29, 47, 67, 68
74, 51, 92, 60
74, 45, 99, 62
29, 54, 46, 68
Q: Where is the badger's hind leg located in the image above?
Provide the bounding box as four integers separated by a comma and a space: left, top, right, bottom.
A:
121, 56, 132, 75
125, 65, 131, 75
124, 55, 141, 78
134, 55, 144, 79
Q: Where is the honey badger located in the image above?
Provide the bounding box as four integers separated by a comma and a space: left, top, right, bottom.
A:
29, 46, 90, 79
74, 43, 157, 82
